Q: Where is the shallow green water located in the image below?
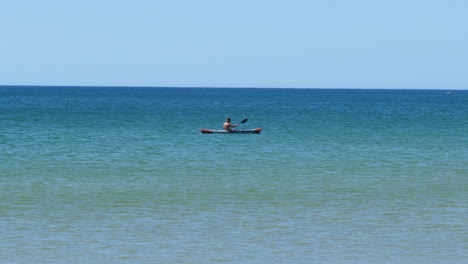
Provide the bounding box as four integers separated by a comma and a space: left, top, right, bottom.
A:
1, 87, 467, 263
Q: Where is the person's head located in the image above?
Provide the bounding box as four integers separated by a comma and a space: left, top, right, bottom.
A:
226, 117, 231, 122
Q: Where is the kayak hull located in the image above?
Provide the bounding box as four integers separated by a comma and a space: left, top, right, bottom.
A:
200, 128, 262, 134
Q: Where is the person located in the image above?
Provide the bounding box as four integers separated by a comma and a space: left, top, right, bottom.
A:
223, 117, 238, 131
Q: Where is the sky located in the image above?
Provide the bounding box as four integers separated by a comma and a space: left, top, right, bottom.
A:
0, 0, 467, 89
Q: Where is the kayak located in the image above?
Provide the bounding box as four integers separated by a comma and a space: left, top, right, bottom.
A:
200, 128, 262, 134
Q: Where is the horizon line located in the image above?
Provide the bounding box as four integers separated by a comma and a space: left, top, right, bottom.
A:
0, 84, 465, 91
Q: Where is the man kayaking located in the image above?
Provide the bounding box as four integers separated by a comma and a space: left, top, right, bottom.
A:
223, 117, 239, 131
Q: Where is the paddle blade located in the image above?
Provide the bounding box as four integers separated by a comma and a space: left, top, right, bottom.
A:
240, 118, 248, 124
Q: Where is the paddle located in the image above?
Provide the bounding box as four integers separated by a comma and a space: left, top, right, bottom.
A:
237, 118, 248, 126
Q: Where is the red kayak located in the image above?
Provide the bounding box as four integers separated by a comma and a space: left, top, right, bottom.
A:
200, 128, 262, 134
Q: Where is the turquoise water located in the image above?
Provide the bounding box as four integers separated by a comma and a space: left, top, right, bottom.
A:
1, 87, 467, 263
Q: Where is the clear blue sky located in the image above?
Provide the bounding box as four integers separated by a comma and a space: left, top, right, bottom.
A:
1, 0, 467, 89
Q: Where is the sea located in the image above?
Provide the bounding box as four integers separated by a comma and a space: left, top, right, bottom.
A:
1, 86, 466, 264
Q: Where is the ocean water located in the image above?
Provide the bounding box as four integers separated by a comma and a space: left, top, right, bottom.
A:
0, 86, 466, 263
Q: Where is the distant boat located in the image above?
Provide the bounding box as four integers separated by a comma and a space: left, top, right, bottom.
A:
200, 128, 262, 134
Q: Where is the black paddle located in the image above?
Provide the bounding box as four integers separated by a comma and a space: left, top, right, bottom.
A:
238, 118, 248, 126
